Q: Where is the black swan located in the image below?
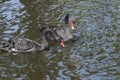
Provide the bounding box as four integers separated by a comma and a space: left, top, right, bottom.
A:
50, 14, 75, 41
0, 27, 64, 53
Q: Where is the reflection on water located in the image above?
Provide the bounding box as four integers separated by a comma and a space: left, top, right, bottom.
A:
0, 0, 120, 80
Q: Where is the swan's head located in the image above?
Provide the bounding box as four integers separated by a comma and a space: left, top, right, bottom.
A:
48, 32, 65, 47
64, 14, 75, 30
42, 27, 65, 47
58, 37, 65, 47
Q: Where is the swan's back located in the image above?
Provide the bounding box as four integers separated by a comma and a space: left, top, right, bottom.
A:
0, 37, 43, 53
11, 37, 42, 52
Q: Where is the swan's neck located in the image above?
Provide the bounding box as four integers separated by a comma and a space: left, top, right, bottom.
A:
41, 35, 48, 49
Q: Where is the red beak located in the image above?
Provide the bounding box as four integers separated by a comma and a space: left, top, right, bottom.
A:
60, 40, 65, 47
71, 22, 75, 29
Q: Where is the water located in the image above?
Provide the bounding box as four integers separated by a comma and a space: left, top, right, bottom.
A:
0, 0, 120, 80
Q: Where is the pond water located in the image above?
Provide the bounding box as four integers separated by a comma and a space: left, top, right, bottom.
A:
0, 0, 120, 80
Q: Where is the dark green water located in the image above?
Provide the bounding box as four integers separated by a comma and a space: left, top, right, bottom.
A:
0, 0, 120, 80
